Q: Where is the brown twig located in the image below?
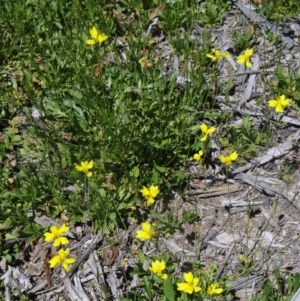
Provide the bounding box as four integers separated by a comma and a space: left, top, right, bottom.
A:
65, 230, 103, 279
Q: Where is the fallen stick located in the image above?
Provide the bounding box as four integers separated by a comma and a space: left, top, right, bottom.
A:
65, 230, 103, 279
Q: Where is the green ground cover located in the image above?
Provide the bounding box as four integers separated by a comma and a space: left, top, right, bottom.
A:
1, 0, 300, 300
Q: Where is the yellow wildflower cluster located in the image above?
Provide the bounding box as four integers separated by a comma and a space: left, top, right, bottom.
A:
44, 224, 69, 247
147, 258, 224, 296
44, 224, 76, 271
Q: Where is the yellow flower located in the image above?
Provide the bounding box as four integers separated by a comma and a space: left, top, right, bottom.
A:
136, 222, 156, 241
206, 49, 230, 62
199, 123, 216, 141
85, 26, 108, 45
140, 185, 159, 206
268, 95, 291, 113
75, 160, 94, 177
191, 150, 204, 164
237, 48, 253, 68
219, 151, 238, 166
207, 283, 223, 295
49, 249, 76, 271
44, 224, 69, 247
177, 272, 201, 294
139, 57, 152, 68
149, 260, 168, 280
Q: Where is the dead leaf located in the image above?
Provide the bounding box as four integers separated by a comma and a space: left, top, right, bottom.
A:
7, 178, 14, 185
108, 245, 119, 266
61, 212, 69, 222
94, 61, 103, 78
10, 159, 17, 167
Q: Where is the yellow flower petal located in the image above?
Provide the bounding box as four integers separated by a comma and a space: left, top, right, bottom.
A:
53, 237, 69, 247
85, 39, 96, 45
58, 224, 69, 235
193, 286, 201, 293
184, 272, 193, 284
44, 232, 55, 242
49, 255, 61, 268
192, 277, 200, 287
177, 282, 193, 294
268, 99, 277, 108
219, 155, 228, 165
200, 135, 208, 141
64, 257, 76, 264
87, 160, 94, 169
206, 54, 217, 61
145, 197, 155, 206
97, 34, 108, 43
245, 48, 253, 57
199, 123, 208, 133
245, 60, 252, 68
140, 186, 150, 197
149, 185, 159, 198
229, 151, 238, 161
89, 26, 99, 40
75, 165, 84, 171
141, 222, 151, 232
58, 248, 69, 258
237, 55, 246, 65
279, 95, 290, 107
206, 127, 216, 134
62, 257, 76, 271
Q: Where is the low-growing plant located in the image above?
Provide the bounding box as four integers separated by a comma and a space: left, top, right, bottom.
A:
219, 115, 268, 159
233, 29, 256, 52
252, 268, 300, 301
257, 0, 300, 22
199, 0, 230, 26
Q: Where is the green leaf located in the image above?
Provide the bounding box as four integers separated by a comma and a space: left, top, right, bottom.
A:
155, 165, 168, 173
132, 166, 139, 178
109, 212, 116, 220
69, 89, 83, 99
99, 188, 107, 198
137, 250, 146, 263
5, 254, 12, 263
117, 202, 130, 210
143, 275, 151, 299
163, 278, 175, 301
